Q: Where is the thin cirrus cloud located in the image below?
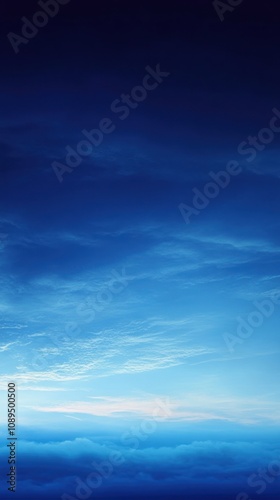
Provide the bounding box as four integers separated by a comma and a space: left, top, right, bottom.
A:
29, 393, 280, 425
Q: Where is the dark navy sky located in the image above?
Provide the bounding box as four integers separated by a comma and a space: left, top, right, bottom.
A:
0, 1, 280, 499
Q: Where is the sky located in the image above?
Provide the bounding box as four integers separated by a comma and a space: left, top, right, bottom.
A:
0, 1, 280, 499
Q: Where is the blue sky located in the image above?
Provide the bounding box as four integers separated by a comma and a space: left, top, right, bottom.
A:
0, 1, 280, 499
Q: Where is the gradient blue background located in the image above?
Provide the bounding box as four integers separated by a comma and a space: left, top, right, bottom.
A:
0, 1, 280, 499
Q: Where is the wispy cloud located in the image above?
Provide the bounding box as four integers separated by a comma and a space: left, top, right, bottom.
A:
29, 393, 280, 425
